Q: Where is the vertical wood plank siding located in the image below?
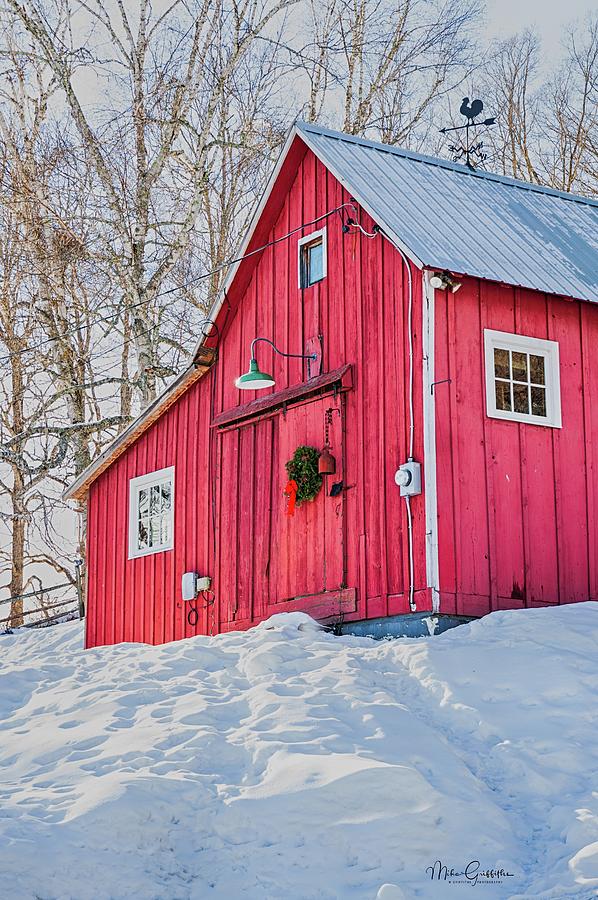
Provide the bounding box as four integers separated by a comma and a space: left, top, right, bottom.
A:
85, 150, 426, 647
435, 282, 598, 615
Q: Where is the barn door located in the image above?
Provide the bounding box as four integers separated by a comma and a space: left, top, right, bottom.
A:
268, 395, 345, 614
216, 394, 347, 626
217, 415, 278, 626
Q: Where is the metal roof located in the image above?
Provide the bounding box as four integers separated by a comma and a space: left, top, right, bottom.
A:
297, 121, 598, 303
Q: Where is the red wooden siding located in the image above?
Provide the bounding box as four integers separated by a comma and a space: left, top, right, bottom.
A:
435, 281, 598, 615
86, 372, 215, 648
85, 149, 427, 648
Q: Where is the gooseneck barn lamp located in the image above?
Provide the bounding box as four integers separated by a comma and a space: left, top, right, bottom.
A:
235, 337, 317, 390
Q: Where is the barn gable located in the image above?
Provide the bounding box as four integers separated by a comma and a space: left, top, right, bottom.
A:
77, 141, 427, 646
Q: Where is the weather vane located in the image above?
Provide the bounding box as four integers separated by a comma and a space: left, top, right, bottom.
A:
440, 98, 496, 169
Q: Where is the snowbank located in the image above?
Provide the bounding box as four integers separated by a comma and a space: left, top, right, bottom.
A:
1, 604, 597, 899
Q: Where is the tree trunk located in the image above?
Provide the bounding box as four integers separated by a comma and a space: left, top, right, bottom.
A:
9, 471, 25, 628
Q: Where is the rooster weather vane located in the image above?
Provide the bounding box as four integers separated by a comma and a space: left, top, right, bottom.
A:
440, 98, 496, 169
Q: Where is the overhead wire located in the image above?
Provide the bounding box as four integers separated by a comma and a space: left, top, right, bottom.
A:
0, 310, 223, 435
1, 204, 361, 435
0, 203, 357, 367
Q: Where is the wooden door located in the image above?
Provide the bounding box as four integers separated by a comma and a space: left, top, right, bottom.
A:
269, 395, 345, 612
216, 415, 277, 626
216, 394, 349, 627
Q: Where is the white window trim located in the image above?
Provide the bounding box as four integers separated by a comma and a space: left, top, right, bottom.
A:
128, 466, 175, 559
297, 227, 327, 289
484, 329, 562, 428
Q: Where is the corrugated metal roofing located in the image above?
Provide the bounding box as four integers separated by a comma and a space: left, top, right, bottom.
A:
297, 121, 598, 303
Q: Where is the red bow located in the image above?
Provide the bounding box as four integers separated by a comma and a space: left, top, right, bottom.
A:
284, 479, 298, 517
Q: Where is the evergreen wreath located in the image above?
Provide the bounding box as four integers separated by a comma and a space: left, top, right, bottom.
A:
285, 445, 322, 506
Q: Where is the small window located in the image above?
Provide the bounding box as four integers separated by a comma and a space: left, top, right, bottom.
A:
128, 466, 174, 559
484, 330, 561, 428
298, 227, 327, 288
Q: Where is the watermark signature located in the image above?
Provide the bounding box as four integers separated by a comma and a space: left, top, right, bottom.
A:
426, 859, 516, 886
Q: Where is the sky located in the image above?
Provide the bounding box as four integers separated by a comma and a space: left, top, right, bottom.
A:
484, 0, 594, 58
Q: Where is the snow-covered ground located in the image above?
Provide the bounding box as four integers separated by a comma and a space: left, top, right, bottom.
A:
1, 605, 597, 900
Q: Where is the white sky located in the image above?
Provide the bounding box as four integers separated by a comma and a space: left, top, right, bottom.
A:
483, 0, 594, 58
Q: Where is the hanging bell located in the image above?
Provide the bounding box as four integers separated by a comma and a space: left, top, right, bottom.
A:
318, 445, 336, 475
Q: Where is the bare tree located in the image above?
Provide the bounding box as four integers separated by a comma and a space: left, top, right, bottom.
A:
0, 43, 130, 621
0, 176, 79, 626
482, 30, 542, 182
6, 0, 297, 406
541, 16, 598, 194
298, 0, 481, 146
0, 187, 36, 627
482, 16, 597, 196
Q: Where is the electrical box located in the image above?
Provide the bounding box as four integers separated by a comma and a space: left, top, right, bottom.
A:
182, 572, 197, 601
394, 460, 422, 497
181, 572, 212, 601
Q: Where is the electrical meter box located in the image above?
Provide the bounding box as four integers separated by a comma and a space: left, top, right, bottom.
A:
394, 460, 422, 497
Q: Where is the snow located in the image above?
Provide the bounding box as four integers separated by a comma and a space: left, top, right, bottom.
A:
1, 604, 597, 900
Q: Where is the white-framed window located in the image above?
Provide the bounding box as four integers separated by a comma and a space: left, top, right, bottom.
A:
298, 227, 327, 289
484, 329, 561, 428
128, 466, 174, 559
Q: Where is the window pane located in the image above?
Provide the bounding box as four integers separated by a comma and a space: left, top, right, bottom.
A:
307, 241, 323, 284
494, 348, 510, 379
530, 354, 545, 385
133, 474, 173, 554
531, 386, 547, 417
138, 518, 149, 549
513, 383, 529, 414
495, 380, 511, 411
149, 516, 161, 547
150, 484, 161, 515
138, 488, 149, 516
512, 352, 528, 382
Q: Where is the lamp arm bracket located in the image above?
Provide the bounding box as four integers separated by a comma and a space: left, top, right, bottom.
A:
250, 336, 317, 362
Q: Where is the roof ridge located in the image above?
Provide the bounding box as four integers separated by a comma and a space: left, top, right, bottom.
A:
296, 121, 598, 209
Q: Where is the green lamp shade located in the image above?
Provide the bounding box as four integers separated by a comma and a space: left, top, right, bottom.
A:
235, 358, 275, 390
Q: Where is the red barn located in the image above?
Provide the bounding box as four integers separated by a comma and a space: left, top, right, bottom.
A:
66, 123, 598, 648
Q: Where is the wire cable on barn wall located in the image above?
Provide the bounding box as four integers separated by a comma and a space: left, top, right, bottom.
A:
0, 203, 360, 366
0, 205, 361, 421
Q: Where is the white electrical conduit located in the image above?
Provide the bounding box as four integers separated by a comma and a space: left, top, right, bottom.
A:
350, 220, 379, 240
404, 496, 415, 613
